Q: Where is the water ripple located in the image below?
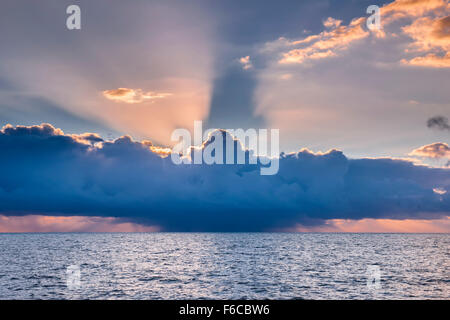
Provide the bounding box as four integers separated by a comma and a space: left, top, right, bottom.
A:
0, 233, 448, 299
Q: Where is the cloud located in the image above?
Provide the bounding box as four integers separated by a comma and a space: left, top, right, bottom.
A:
264, 0, 450, 66
404, 52, 450, 67
3, 215, 449, 233
427, 115, 450, 130
433, 187, 447, 195
401, 15, 450, 66
0, 123, 448, 232
323, 17, 342, 29
102, 88, 172, 104
409, 142, 450, 158
381, 0, 448, 19
0, 215, 158, 232
239, 56, 253, 70
278, 17, 368, 64
291, 217, 450, 233
402, 16, 450, 52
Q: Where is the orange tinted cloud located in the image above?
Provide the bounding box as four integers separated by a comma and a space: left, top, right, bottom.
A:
1, 123, 64, 136
2, 215, 448, 233
401, 15, 450, 67
382, 0, 446, 14
70, 132, 104, 145
0, 215, 159, 232
279, 17, 368, 64
149, 145, 172, 157
409, 142, 450, 158
403, 52, 450, 67
102, 88, 172, 104
433, 187, 447, 195
239, 56, 252, 70
292, 217, 450, 233
274, 0, 450, 66
388, 2, 450, 67
402, 15, 450, 51
381, 0, 448, 21
323, 17, 342, 29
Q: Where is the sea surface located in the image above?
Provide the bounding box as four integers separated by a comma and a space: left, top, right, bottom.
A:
0, 233, 448, 299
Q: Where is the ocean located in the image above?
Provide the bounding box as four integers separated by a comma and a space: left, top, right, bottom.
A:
0, 233, 448, 299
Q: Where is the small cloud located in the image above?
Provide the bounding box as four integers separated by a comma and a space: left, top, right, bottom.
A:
409, 142, 450, 159
102, 88, 172, 104
323, 17, 342, 29
427, 116, 450, 131
1, 122, 64, 136
279, 17, 368, 64
239, 56, 252, 70
433, 187, 447, 195
381, 0, 447, 19
280, 73, 293, 80
71, 133, 104, 145
402, 15, 450, 53
402, 53, 450, 68
401, 15, 450, 68
149, 146, 172, 158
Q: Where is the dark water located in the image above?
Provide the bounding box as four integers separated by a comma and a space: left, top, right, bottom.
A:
0, 233, 448, 299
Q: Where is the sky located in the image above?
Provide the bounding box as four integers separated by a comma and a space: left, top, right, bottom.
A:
0, 0, 449, 232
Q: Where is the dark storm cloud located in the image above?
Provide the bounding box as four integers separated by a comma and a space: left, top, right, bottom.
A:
0, 123, 448, 231
427, 116, 450, 131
